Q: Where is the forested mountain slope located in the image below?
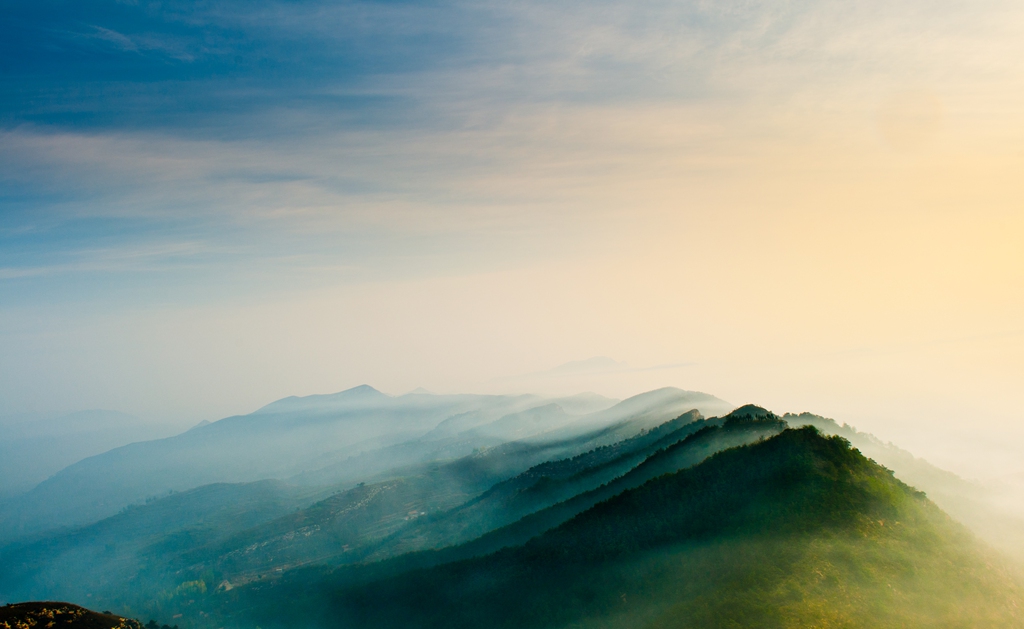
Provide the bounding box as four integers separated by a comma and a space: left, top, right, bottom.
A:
222, 427, 1024, 629
1, 403, 734, 610
8, 399, 1021, 629
786, 411, 1024, 562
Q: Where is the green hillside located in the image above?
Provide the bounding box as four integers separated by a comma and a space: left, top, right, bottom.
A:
388, 411, 786, 563
785, 411, 1024, 563
6, 415, 1023, 629
226, 427, 1024, 629
360, 409, 716, 560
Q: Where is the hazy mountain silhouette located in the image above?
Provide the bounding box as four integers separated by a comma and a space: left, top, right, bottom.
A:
0, 387, 731, 539
7, 391, 1021, 629
0, 404, 739, 606
0, 410, 177, 499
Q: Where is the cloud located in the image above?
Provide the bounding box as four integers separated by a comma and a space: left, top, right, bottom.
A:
0, 240, 223, 280
0, 0, 1022, 507
87, 26, 139, 52
2, 0, 1023, 303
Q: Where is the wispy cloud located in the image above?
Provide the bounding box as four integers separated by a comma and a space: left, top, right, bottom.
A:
2, 0, 1023, 305
86, 25, 139, 52
0, 240, 220, 278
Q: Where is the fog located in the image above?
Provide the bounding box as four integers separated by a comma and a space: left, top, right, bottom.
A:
1, 0, 1022, 597
0, 411, 184, 499
5, 404, 1014, 628
2, 0, 1021, 439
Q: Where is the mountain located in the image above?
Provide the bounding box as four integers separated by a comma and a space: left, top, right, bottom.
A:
0, 385, 730, 542
0, 602, 142, 629
420, 393, 617, 441
0, 388, 610, 539
0, 480, 324, 606
540, 387, 733, 443
0, 410, 177, 499
293, 388, 730, 489
785, 411, 1024, 563
1, 404, 733, 608
4, 402, 1022, 629
221, 427, 1024, 629
248, 384, 391, 414
363, 409, 783, 562
413, 411, 785, 562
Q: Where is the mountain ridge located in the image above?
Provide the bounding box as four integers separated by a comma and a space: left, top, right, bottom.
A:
2, 388, 726, 540
229, 426, 1024, 629
6, 392, 1022, 629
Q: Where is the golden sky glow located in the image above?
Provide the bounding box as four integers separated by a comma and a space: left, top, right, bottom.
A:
1, 0, 1022, 495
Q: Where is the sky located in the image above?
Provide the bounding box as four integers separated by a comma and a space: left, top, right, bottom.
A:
1, 0, 1023, 484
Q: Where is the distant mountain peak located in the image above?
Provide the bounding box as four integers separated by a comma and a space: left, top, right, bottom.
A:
252, 384, 391, 415
337, 384, 388, 398
726, 404, 776, 420
617, 386, 724, 405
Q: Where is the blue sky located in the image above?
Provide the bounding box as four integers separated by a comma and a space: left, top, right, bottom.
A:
2, 0, 748, 311
2, 1, 611, 300
1, 0, 1023, 484
0, 0, 994, 283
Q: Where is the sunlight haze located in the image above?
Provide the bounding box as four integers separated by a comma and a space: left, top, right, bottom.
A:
2, 0, 1022, 498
